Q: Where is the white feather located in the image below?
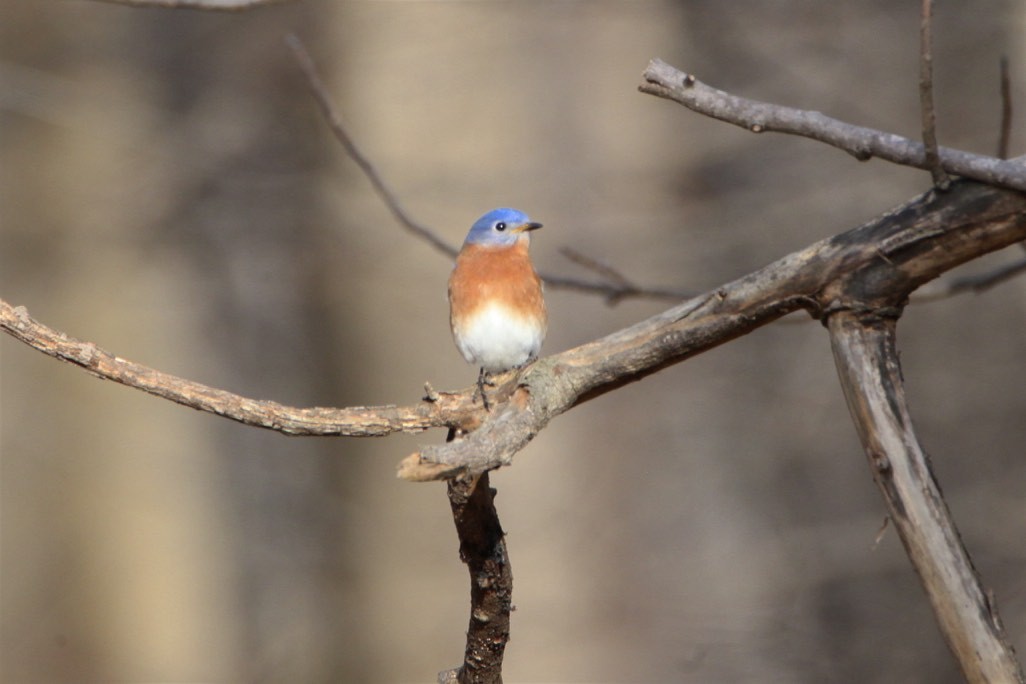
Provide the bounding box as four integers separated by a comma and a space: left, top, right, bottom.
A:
455, 302, 545, 372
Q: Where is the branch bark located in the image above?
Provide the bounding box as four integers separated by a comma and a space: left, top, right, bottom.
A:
919, 0, 951, 189
90, 0, 290, 9
639, 59, 1026, 192
0, 300, 476, 436
439, 471, 512, 684
829, 312, 1024, 683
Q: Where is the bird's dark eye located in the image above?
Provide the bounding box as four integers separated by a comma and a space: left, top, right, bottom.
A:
495, 222, 507, 232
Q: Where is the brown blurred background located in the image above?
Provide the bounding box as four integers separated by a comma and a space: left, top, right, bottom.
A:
2, 1, 1025, 682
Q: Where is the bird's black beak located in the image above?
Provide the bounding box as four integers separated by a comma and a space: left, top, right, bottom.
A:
520, 221, 543, 232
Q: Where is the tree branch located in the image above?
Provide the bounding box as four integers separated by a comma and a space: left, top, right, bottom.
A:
919, 0, 950, 189
286, 35, 691, 305
0, 299, 478, 436
89, 0, 291, 10
639, 59, 1026, 192
828, 312, 1024, 683
998, 56, 1013, 160
439, 471, 512, 684
6, 178, 1024, 476
399, 178, 1026, 480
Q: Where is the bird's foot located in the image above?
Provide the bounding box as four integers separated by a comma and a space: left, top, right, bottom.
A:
475, 368, 496, 411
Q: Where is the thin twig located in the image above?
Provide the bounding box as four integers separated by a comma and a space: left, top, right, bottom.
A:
286, 34, 692, 304
90, 0, 291, 10
640, 59, 1026, 192
919, 0, 950, 189
915, 254, 1026, 301
285, 34, 458, 259
558, 246, 694, 304
560, 246, 634, 289
998, 56, 1012, 160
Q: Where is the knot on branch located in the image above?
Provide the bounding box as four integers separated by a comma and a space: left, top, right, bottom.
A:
820, 300, 906, 326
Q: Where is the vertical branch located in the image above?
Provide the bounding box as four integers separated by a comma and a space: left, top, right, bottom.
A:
440, 468, 513, 684
998, 56, 1013, 160
828, 311, 1024, 684
919, 0, 951, 189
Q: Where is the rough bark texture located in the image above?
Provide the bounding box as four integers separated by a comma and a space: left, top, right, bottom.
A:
444, 470, 512, 684
829, 313, 1024, 683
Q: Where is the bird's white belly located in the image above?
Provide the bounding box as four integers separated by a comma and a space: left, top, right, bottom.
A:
455, 303, 544, 372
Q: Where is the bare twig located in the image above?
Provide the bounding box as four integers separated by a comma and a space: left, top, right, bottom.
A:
560, 246, 634, 290
559, 246, 694, 304
919, 0, 950, 189
640, 59, 1026, 192
914, 254, 1026, 301
90, 0, 291, 10
829, 312, 1024, 683
998, 56, 1013, 160
286, 34, 691, 304
0, 299, 478, 436
285, 34, 458, 259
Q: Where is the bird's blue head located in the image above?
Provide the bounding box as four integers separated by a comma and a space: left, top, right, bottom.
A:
463, 208, 542, 247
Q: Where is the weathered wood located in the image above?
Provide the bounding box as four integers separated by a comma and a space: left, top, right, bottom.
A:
829, 313, 1024, 684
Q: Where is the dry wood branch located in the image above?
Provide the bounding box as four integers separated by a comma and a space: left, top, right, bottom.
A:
90, 0, 290, 9
440, 471, 512, 684
400, 179, 1026, 480
998, 56, 1013, 160
286, 35, 689, 304
0, 300, 477, 436
5, 179, 1024, 474
285, 34, 457, 259
639, 59, 1026, 192
919, 0, 950, 189
828, 312, 1024, 683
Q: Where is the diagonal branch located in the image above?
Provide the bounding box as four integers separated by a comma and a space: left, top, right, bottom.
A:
828, 312, 1024, 683
89, 0, 291, 10
399, 178, 1026, 480
639, 59, 1026, 192
286, 35, 690, 304
285, 34, 458, 259
6, 178, 1025, 470
0, 299, 477, 436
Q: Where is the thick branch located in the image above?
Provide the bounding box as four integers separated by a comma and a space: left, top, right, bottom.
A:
439, 472, 512, 684
400, 179, 1026, 480
639, 59, 1026, 192
828, 312, 1024, 683
0, 300, 476, 436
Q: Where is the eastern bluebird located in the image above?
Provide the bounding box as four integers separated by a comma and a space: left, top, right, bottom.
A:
448, 208, 547, 396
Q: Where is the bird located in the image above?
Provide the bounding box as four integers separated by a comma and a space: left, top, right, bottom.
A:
448, 208, 547, 403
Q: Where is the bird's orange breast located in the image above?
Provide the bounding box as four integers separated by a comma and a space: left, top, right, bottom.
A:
448, 241, 547, 326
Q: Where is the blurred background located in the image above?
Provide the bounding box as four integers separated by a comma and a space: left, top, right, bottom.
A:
2, 1, 1025, 682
